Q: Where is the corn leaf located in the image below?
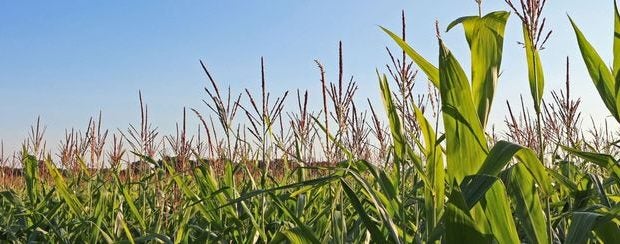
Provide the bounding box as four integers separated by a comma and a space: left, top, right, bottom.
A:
43, 157, 83, 216
593, 213, 620, 244
506, 164, 548, 244
447, 11, 509, 126
379, 72, 405, 183
346, 170, 402, 243
381, 26, 439, 87
613, 1, 620, 78
414, 105, 445, 237
458, 174, 520, 243
479, 180, 520, 244
271, 228, 319, 244
562, 146, 620, 183
340, 179, 386, 242
268, 192, 321, 244
113, 173, 146, 231
459, 174, 496, 209
566, 212, 601, 244
22, 153, 39, 204
477, 140, 552, 194
438, 40, 488, 183
523, 25, 545, 114
444, 188, 493, 244
570, 17, 619, 121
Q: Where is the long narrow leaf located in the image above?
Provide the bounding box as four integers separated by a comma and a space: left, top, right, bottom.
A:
570, 17, 619, 121
438, 40, 488, 183
506, 164, 548, 244
381, 26, 439, 87
523, 25, 545, 114
447, 11, 509, 126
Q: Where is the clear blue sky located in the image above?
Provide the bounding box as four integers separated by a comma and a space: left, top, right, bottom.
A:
0, 1, 614, 154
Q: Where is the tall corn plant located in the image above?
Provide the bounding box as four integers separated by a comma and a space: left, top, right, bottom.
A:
381, 8, 558, 243
566, 2, 620, 241
569, 1, 620, 181
382, 14, 504, 180
383, 10, 509, 182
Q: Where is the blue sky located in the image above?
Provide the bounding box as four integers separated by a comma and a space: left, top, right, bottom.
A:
0, 1, 615, 154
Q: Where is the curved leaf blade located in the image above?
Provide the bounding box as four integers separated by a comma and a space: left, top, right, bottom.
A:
439, 40, 488, 183
381, 26, 439, 87
570, 17, 618, 121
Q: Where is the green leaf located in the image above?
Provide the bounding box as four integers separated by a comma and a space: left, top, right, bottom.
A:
460, 174, 497, 209
128, 233, 173, 244
458, 174, 520, 243
477, 140, 552, 194
593, 213, 620, 244
480, 180, 520, 244
444, 188, 493, 244
566, 212, 601, 244
439, 40, 488, 183
548, 169, 579, 193
22, 153, 39, 204
570, 17, 619, 121
268, 193, 321, 244
116, 212, 135, 244
356, 159, 397, 200
216, 175, 340, 210
588, 174, 611, 207
613, 1, 620, 78
340, 179, 385, 242
506, 164, 548, 244
562, 146, 620, 183
413, 105, 445, 237
271, 228, 319, 244
379, 72, 405, 183
43, 156, 84, 216
345, 170, 402, 243
523, 24, 545, 114
381, 26, 439, 87
448, 11, 510, 127
113, 172, 146, 231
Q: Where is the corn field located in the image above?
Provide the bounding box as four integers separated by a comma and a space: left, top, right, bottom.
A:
1, 1, 619, 243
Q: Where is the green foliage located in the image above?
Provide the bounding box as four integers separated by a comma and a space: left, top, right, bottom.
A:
0, 2, 619, 243
438, 40, 488, 184
523, 25, 546, 114
570, 2, 620, 122
381, 27, 439, 87
447, 11, 510, 127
